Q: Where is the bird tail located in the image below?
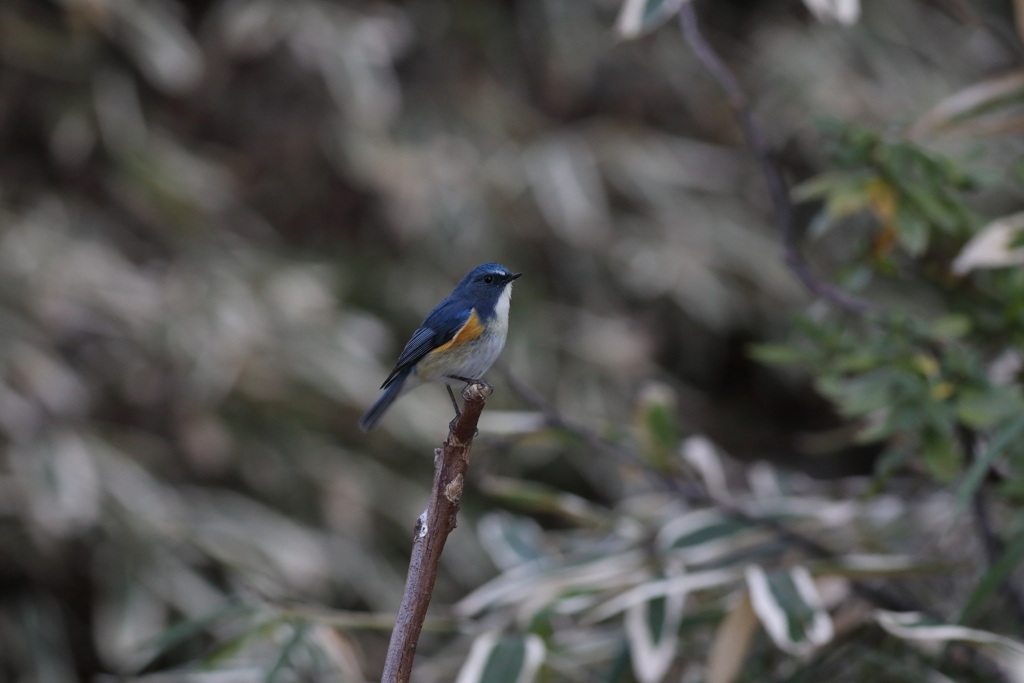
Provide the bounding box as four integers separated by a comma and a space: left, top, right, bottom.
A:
359, 369, 412, 431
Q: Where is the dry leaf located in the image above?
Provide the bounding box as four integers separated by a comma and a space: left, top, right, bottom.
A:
706, 592, 759, 683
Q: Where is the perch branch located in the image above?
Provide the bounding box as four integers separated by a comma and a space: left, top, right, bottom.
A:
380, 381, 492, 683
677, 3, 872, 314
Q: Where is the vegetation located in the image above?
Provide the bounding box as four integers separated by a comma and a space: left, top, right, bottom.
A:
1, 0, 1024, 682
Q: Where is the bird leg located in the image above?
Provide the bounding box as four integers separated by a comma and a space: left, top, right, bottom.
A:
446, 376, 489, 435
446, 384, 462, 427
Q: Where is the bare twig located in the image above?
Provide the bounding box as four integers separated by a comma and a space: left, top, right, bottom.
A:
677, 3, 873, 314
496, 363, 705, 499
380, 381, 492, 683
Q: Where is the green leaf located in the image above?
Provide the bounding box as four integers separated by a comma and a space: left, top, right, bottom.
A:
614, 0, 686, 40
749, 343, 809, 366
478, 478, 610, 528
894, 206, 929, 256
657, 510, 762, 566
875, 611, 1024, 677
921, 427, 963, 482
456, 632, 546, 683
809, 555, 946, 579
477, 511, 546, 570
626, 592, 686, 683
955, 388, 1021, 429
266, 621, 309, 683
203, 618, 281, 665
791, 171, 858, 203
668, 519, 751, 550
927, 314, 971, 340
956, 415, 1024, 509
871, 445, 914, 491
141, 600, 250, 667
833, 350, 881, 373
600, 643, 632, 683
818, 371, 893, 417
645, 404, 676, 453
635, 382, 679, 469
745, 565, 833, 656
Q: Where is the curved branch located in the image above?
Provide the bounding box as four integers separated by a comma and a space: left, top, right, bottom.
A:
678, 3, 872, 314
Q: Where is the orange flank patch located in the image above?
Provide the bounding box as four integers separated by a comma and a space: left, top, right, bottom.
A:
433, 309, 484, 354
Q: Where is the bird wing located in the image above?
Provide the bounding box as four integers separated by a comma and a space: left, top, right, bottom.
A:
380, 298, 474, 389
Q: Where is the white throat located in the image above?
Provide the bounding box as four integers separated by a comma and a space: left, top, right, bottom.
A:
493, 282, 512, 329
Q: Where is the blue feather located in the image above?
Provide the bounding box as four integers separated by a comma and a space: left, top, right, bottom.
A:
359, 367, 412, 431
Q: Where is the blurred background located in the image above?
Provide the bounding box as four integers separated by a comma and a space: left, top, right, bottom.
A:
2, 0, 1024, 681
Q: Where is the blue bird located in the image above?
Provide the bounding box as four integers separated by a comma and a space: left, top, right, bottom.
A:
359, 263, 521, 431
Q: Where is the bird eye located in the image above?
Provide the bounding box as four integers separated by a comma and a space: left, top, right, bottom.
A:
484, 275, 494, 284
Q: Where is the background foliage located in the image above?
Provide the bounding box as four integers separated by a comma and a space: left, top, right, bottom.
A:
2, 0, 1024, 681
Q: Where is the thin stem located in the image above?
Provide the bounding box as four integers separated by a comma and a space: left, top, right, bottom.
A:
972, 488, 1024, 632
677, 3, 872, 314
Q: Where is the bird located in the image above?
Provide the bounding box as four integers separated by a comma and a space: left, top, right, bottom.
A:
359, 263, 521, 431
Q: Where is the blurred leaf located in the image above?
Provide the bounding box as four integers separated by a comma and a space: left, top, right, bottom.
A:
955, 388, 1022, 429
477, 510, 547, 570
645, 405, 676, 455
866, 177, 898, 219
802, 0, 860, 24
952, 212, 1024, 274
928, 315, 971, 340
910, 71, 1024, 138
681, 435, 730, 502
875, 611, 1024, 681
912, 353, 940, 379
140, 600, 251, 669
792, 171, 866, 204
808, 555, 945, 579
601, 644, 632, 683
893, 206, 929, 257
614, 0, 687, 40
921, 428, 963, 482
1017, 0, 1024, 45
634, 382, 678, 469
455, 632, 546, 683
959, 531, 1024, 625
203, 619, 282, 666
625, 591, 686, 683
956, 415, 1024, 508
833, 350, 881, 373
817, 372, 891, 417
479, 476, 611, 528
871, 445, 914, 490
657, 510, 766, 566
266, 622, 309, 683
705, 592, 758, 683
749, 343, 810, 366
587, 569, 739, 624
746, 565, 833, 656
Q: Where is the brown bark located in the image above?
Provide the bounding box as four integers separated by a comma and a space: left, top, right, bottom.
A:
380, 380, 491, 683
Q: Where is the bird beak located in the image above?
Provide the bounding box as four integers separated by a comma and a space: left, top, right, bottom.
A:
509, 272, 522, 281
